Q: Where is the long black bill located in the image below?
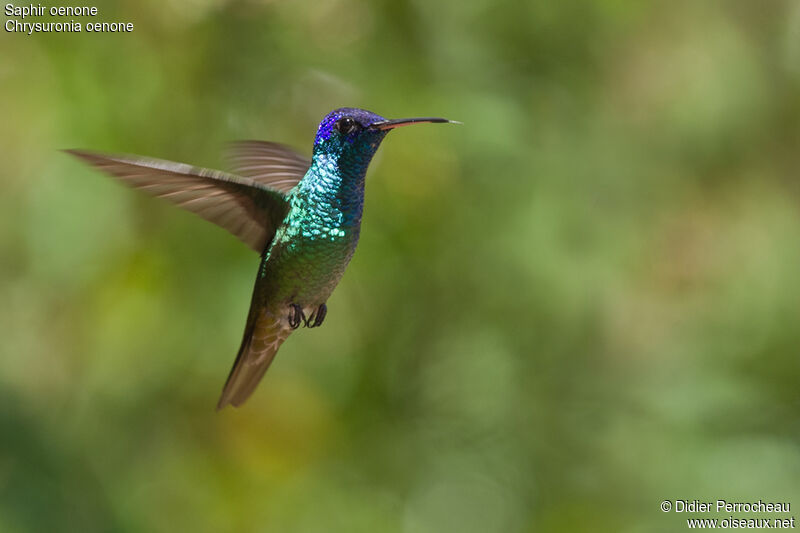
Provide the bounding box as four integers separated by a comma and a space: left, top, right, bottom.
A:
370, 117, 460, 131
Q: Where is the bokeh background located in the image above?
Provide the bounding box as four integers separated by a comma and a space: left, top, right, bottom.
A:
2, 0, 800, 531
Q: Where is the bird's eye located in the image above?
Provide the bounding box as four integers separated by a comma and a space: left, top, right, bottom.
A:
334, 117, 360, 135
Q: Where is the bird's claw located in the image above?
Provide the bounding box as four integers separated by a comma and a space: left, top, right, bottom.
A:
289, 303, 327, 329
306, 304, 327, 328
288, 304, 305, 329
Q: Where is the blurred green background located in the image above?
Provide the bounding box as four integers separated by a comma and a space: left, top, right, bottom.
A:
2, 0, 800, 531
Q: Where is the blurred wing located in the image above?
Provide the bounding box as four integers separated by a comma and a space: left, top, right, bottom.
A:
226, 141, 310, 194
66, 150, 290, 254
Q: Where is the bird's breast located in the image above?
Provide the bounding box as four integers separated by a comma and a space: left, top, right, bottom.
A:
260, 199, 362, 305
258, 169, 367, 304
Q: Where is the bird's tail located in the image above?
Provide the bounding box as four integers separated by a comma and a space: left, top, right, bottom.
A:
217, 302, 291, 409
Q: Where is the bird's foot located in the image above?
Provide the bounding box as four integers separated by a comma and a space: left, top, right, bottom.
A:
305, 304, 327, 328
288, 304, 305, 329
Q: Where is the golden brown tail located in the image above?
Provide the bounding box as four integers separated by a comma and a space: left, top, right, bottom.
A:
216, 306, 291, 409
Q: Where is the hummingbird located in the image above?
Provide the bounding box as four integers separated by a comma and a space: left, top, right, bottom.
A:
67, 108, 456, 409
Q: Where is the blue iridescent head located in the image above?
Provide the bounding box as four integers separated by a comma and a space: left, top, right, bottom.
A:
312, 107, 455, 162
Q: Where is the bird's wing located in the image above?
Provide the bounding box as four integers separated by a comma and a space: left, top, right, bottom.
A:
226, 140, 310, 194
66, 150, 290, 254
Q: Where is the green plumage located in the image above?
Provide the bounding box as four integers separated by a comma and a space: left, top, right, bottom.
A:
67, 107, 456, 409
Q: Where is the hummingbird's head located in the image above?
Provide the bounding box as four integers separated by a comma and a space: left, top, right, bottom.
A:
312, 107, 456, 164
